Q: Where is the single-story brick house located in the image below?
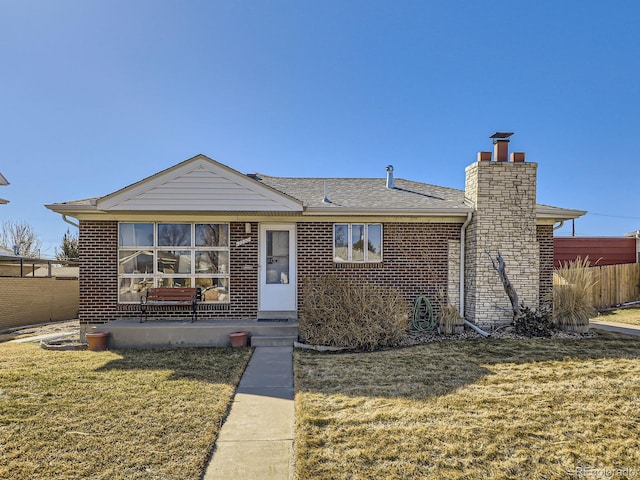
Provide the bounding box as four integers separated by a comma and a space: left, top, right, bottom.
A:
46, 135, 585, 345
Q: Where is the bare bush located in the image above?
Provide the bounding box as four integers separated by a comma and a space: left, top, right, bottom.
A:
299, 276, 409, 351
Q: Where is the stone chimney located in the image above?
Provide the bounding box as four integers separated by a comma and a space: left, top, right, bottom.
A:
464, 132, 539, 328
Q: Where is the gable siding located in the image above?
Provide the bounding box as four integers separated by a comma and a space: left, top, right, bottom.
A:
100, 162, 302, 211
296, 222, 462, 317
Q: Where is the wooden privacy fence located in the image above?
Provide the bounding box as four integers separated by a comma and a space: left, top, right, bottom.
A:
554, 263, 640, 310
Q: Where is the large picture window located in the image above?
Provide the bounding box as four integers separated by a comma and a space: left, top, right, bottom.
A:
334, 223, 382, 263
118, 223, 230, 303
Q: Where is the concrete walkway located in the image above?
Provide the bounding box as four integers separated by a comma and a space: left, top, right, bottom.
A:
10, 332, 78, 343
589, 319, 640, 337
204, 346, 294, 480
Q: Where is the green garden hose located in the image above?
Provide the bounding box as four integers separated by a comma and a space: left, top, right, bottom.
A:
412, 295, 436, 332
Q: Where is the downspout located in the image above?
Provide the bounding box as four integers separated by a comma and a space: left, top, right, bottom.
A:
459, 211, 491, 338
553, 220, 565, 231
61, 214, 79, 228
459, 212, 472, 317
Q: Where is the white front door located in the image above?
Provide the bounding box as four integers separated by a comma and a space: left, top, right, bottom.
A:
259, 224, 297, 312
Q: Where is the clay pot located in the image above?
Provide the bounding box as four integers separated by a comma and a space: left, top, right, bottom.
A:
86, 332, 109, 351
229, 331, 249, 347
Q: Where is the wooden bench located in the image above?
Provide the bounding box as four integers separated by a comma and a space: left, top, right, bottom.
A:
140, 287, 200, 323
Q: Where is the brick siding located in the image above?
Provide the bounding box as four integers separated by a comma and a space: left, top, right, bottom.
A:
0, 278, 78, 329
537, 224, 554, 307
297, 222, 462, 316
78, 220, 259, 324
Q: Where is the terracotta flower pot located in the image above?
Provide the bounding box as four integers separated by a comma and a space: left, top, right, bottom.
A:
229, 331, 249, 347
86, 332, 109, 351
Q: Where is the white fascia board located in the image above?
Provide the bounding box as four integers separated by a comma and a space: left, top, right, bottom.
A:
303, 206, 474, 217
536, 206, 587, 220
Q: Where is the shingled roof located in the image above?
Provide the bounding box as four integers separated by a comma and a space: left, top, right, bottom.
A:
255, 174, 471, 213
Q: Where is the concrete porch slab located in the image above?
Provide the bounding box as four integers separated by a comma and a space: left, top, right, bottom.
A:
91, 318, 298, 348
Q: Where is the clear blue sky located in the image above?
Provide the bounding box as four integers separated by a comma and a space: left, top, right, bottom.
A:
1, 1, 639, 257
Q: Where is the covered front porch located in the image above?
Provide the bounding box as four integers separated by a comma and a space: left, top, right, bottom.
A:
90, 318, 298, 349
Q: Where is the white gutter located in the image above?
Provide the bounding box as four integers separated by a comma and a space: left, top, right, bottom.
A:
459, 212, 472, 317
553, 220, 565, 230
61, 214, 79, 228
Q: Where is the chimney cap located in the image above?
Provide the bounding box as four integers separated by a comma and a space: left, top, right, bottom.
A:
490, 132, 514, 140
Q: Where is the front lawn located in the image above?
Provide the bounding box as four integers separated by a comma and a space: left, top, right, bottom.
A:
295, 332, 640, 479
595, 307, 640, 326
0, 343, 251, 480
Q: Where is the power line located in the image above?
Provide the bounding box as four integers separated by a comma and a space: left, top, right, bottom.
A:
587, 212, 640, 220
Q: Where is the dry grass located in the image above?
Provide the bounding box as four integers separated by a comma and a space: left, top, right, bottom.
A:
295, 333, 640, 479
0, 343, 251, 480
596, 307, 640, 326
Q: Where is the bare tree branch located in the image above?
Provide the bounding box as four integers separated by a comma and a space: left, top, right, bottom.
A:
486, 251, 520, 321
1, 220, 42, 257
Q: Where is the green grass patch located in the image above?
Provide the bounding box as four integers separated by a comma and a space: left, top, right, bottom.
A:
0, 343, 251, 480
295, 333, 640, 479
596, 308, 640, 326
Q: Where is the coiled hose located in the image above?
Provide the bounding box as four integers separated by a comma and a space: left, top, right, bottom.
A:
412, 295, 436, 332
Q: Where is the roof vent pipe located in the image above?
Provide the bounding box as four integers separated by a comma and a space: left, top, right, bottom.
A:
386, 165, 394, 189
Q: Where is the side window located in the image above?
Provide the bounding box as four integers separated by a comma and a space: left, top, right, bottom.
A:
333, 224, 383, 263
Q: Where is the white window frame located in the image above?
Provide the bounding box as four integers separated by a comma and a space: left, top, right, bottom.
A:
333, 223, 383, 263
117, 222, 230, 304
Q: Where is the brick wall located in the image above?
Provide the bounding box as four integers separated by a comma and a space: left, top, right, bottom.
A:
296, 222, 461, 315
0, 278, 78, 329
78, 220, 259, 325
78, 217, 552, 327
537, 224, 554, 307
464, 160, 540, 328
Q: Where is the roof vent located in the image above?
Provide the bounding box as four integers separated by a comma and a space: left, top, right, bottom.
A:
322, 181, 331, 203
386, 165, 394, 189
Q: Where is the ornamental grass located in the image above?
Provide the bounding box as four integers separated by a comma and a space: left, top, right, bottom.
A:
553, 257, 597, 331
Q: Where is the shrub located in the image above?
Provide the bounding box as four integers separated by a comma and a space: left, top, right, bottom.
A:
553, 257, 597, 332
514, 305, 554, 337
299, 276, 409, 351
436, 289, 463, 335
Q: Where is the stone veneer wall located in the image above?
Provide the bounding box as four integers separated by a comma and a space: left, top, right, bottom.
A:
78, 220, 259, 325
464, 161, 540, 328
296, 222, 461, 316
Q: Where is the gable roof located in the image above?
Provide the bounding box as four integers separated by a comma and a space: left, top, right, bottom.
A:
95, 155, 303, 212
45, 154, 585, 222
